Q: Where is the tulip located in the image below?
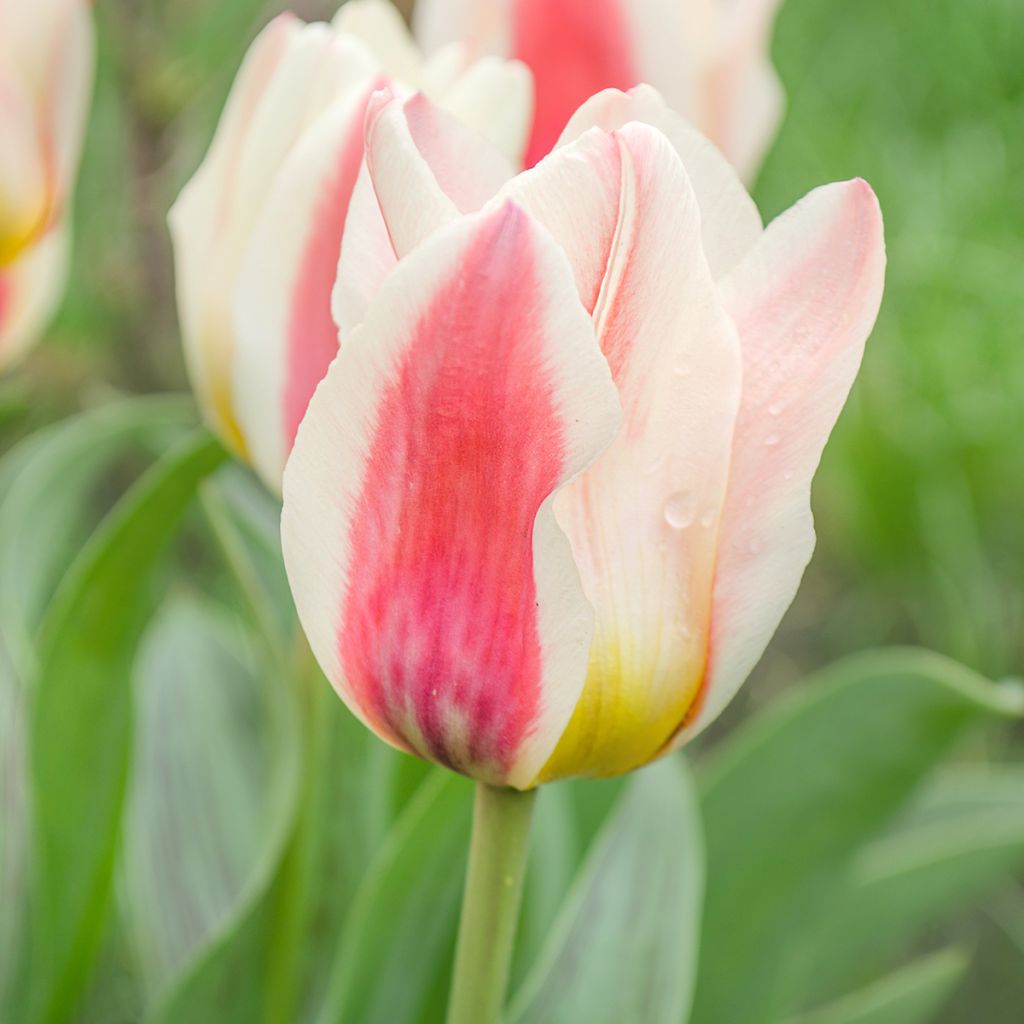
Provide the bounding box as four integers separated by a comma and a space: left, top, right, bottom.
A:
169, 0, 532, 483
413, 0, 784, 176
0, 0, 94, 369
280, 86, 886, 790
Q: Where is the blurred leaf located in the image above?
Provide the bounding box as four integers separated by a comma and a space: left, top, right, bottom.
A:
24, 431, 226, 1024
797, 766, 1024, 1004
791, 948, 969, 1024
510, 757, 704, 1024
120, 598, 278, 999
691, 648, 1022, 1024
0, 396, 194, 677
317, 771, 473, 1024
510, 783, 580, 992
198, 467, 296, 655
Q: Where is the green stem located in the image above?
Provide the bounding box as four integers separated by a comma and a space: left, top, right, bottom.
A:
447, 783, 538, 1024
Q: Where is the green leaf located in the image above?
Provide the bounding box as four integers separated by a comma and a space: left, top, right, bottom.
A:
691, 648, 1022, 1024
24, 431, 226, 1024
0, 396, 193, 677
317, 771, 473, 1024
510, 757, 704, 1024
797, 766, 1024, 1004
120, 598, 281, 1000
790, 948, 969, 1024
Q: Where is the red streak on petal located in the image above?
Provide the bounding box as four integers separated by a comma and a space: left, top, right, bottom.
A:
339, 206, 564, 778
514, 0, 638, 166
282, 85, 380, 451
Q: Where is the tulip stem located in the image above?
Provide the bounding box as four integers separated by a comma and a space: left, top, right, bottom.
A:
447, 782, 538, 1024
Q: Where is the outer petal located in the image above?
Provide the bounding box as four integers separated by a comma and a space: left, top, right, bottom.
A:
168, 17, 376, 453
0, 228, 69, 369
281, 203, 621, 788
557, 85, 763, 279
0, 72, 49, 265
332, 90, 515, 333
671, 180, 886, 747
526, 125, 742, 781
233, 81, 383, 494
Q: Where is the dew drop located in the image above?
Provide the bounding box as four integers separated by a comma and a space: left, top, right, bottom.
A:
664, 491, 697, 529
768, 400, 785, 416
764, 433, 780, 447
699, 508, 715, 528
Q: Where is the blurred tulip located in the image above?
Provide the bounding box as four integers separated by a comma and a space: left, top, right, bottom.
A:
280, 86, 885, 788
169, 0, 532, 480
0, 0, 94, 369
414, 0, 784, 175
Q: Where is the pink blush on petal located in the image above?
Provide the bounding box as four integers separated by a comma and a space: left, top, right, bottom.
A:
282, 84, 381, 452
514, 0, 638, 166
338, 207, 566, 779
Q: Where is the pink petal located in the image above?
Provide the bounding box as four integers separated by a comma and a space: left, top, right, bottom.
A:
511, 0, 638, 165
333, 89, 515, 333
674, 179, 886, 745
528, 124, 742, 780
233, 81, 385, 493
282, 203, 620, 788
557, 85, 763, 279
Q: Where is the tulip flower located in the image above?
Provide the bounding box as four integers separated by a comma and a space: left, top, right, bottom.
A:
169, 0, 532, 480
0, 0, 94, 369
413, 0, 784, 176
280, 86, 886, 790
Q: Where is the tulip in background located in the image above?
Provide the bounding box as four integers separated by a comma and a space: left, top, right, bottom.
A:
169, 0, 531, 486
0, 0, 94, 370
414, 0, 785, 176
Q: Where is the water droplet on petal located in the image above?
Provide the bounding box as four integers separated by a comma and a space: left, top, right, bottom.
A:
768, 400, 785, 416
764, 433, 780, 447
664, 491, 697, 529
699, 508, 715, 528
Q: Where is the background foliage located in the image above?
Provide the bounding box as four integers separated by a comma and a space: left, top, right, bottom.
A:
1, 1, 1022, 1022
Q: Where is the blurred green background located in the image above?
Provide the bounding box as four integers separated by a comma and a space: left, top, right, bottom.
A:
1, 1, 1023, 1022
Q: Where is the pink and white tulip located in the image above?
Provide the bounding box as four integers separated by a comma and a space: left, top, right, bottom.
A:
168, 0, 531, 484
280, 86, 886, 787
414, 0, 784, 176
0, 0, 94, 369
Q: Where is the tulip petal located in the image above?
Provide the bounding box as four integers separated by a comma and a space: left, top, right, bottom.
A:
332, 0, 425, 86
233, 81, 383, 493
0, 72, 49, 264
169, 17, 377, 453
282, 203, 620, 788
557, 85, 763, 279
706, 0, 785, 182
525, 125, 742, 781
0, 228, 68, 369
332, 90, 516, 333
673, 180, 886, 746
429, 54, 534, 167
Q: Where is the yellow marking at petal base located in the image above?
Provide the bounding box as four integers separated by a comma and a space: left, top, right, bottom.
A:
536, 635, 706, 783
0, 206, 48, 267
194, 322, 249, 460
